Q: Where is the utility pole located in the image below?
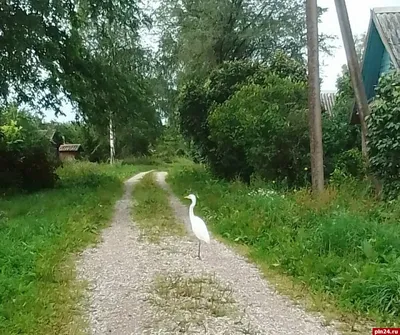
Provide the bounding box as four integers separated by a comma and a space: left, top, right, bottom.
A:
334, 0, 370, 157
306, 0, 324, 193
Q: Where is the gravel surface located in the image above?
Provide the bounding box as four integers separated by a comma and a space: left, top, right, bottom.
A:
77, 171, 341, 335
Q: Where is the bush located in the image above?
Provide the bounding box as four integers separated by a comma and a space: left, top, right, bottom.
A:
152, 126, 188, 163
321, 67, 362, 179
178, 53, 364, 185
0, 106, 59, 193
208, 74, 309, 185
177, 53, 309, 183
0, 145, 59, 194
334, 148, 365, 177
367, 70, 400, 199
322, 103, 361, 178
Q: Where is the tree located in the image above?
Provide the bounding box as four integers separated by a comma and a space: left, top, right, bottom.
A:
0, 0, 146, 111
1, 0, 162, 161
177, 54, 308, 181
208, 74, 309, 184
155, 0, 334, 88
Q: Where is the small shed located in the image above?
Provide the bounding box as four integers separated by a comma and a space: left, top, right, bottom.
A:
58, 144, 83, 161
350, 7, 400, 124
320, 91, 337, 116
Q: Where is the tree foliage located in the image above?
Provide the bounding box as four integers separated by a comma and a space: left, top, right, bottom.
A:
177, 59, 263, 166
0, 0, 140, 108
154, 0, 334, 123
156, 0, 333, 80
177, 53, 310, 182
367, 71, 400, 199
208, 74, 309, 184
0, 105, 58, 192
321, 33, 365, 180
1, 0, 162, 161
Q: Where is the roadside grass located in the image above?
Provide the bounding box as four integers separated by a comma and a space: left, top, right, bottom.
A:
0, 161, 151, 335
149, 272, 236, 332
133, 172, 186, 242
167, 161, 400, 333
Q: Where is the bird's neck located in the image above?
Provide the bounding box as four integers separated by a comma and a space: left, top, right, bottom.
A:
189, 200, 196, 218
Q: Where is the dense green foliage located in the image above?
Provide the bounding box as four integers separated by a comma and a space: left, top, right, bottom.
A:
0, 106, 59, 193
177, 53, 363, 185
322, 92, 362, 179
1, 0, 146, 112
1, 0, 162, 167
367, 71, 400, 199
169, 163, 400, 325
208, 74, 309, 184
154, 0, 334, 125
156, 0, 333, 82
177, 55, 311, 182
152, 126, 188, 163
320, 33, 364, 179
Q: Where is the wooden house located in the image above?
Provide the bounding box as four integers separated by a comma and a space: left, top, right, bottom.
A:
351, 7, 400, 124
58, 144, 83, 161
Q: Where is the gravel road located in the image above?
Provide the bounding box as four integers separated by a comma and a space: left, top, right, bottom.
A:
76, 171, 340, 335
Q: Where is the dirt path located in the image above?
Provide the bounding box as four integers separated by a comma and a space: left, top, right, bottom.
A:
77, 171, 340, 335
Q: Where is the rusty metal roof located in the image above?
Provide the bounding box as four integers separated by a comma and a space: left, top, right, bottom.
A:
320, 91, 337, 116
59, 144, 82, 152
373, 7, 400, 68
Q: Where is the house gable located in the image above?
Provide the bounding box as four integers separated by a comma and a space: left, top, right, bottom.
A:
350, 7, 400, 124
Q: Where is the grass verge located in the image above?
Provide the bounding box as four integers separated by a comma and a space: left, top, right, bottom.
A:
0, 161, 150, 335
133, 172, 186, 242
167, 161, 400, 333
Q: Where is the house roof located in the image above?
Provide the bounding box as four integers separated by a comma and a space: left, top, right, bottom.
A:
38, 128, 57, 144
373, 7, 400, 68
59, 144, 82, 152
320, 91, 337, 116
350, 7, 400, 124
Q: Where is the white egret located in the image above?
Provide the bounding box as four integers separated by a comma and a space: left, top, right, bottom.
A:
184, 194, 210, 259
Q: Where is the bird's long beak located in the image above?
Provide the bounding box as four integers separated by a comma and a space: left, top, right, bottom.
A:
184, 195, 190, 199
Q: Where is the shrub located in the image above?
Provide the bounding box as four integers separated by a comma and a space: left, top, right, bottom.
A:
334, 148, 365, 177
208, 74, 309, 185
152, 126, 188, 163
0, 144, 59, 193
0, 106, 59, 193
322, 103, 361, 178
177, 53, 309, 182
367, 70, 400, 199
322, 68, 362, 179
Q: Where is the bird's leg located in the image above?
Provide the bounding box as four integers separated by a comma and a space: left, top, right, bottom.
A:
198, 240, 201, 260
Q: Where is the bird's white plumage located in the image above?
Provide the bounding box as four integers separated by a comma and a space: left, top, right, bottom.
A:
190, 215, 210, 243
184, 194, 210, 259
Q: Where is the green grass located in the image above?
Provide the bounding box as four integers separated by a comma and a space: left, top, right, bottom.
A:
133, 172, 186, 242
167, 161, 400, 332
0, 161, 151, 335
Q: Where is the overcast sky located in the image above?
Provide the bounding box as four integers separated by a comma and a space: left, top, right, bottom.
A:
45, 0, 399, 121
